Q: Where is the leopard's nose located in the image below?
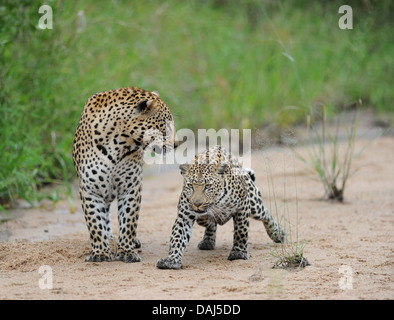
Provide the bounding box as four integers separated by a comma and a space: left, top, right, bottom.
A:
190, 199, 203, 207
190, 200, 207, 213
191, 204, 206, 213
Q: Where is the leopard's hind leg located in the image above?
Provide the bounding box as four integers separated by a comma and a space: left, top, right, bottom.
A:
247, 177, 285, 243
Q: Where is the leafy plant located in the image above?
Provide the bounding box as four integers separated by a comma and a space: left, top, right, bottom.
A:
293, 100, 379, 202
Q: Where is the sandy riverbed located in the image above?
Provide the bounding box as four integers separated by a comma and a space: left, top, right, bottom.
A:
0, 135, 393, 300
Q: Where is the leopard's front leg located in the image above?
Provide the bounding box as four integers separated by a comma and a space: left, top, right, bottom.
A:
228, 204, 250, 261
114, 175, 143, 263
157, 208, 195, 270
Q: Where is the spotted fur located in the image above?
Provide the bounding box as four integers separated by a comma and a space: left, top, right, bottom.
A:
157, 145, 285, 269
73, 87, 175, 263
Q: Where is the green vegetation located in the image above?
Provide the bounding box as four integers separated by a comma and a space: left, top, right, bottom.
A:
293, 102, 360, 202
0, 0, 393, 207
264, 154, 309, 269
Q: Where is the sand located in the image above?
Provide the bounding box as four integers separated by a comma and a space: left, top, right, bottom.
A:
0, 135, 393, 300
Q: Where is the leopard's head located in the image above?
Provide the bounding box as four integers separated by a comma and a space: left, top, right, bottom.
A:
179, 162, 228, 214
132, 89, 177, 155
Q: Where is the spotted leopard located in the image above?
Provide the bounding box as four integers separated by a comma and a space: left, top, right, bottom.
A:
73, 87, 176, 263
157, 145, 285, 269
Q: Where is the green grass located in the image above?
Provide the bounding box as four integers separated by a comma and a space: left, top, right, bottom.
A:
294, 103, 360, 202
263, 153, 309, 269
293, 101, 387, 202
0, 0, 393, 207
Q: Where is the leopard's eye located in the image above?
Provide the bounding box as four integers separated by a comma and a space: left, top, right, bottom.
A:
186, 183, 193, 189
204, 183, 212, 191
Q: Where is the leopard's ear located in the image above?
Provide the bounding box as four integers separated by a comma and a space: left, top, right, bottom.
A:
152, 90, 160, 97
216, 163, 228, 175
135, 99, 158, 114
179, 164, 190, 175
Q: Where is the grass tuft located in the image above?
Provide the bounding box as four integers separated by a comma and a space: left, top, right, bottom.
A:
264, 153, 310, 270
293, 100, 386, 202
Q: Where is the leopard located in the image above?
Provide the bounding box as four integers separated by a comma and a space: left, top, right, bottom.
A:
73, 87, 176, 263
157, 145, 285, 269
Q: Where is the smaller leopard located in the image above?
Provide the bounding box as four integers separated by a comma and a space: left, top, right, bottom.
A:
157, 145, 285, 269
